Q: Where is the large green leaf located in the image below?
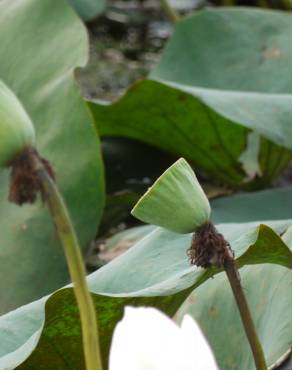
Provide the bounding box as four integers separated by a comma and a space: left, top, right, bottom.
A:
90, 8, 292, 187
212, 186, 292, 223
0, 0, 104, 314
175, 189, 292, 370
178, 265, 292, 370
0, 219, 291, 368
176, 264, 292, 370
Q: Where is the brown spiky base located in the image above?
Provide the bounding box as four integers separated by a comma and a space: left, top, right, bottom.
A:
188, 222, 233, 268
9, 147, 55, 205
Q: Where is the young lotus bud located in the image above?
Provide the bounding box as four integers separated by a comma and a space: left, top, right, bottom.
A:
0, 80, 35, 168
131, 158, 211, 233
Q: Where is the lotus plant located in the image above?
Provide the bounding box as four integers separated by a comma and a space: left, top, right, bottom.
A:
132, 158, 268, 370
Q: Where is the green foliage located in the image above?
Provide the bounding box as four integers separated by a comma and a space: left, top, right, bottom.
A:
0, 217, 291, 368
212, 186, 292, 223
1, 2, 292, 370
177, 263, 292, 370
0, 0, 105, 314
90, 8, 292, 187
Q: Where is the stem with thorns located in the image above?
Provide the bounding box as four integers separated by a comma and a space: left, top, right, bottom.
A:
29, 152, 103, 370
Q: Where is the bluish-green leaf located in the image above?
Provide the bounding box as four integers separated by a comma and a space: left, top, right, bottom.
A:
211, 186, 292, 223
90, 8, 292, 187
0, 219, 291, 368
0, 0, 105, 314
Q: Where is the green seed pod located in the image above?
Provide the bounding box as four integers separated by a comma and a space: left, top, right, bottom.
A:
131, 158, 211, 234
0, 80, 35, 167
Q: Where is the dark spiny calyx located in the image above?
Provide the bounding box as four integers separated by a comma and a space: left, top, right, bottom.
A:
9, 147, 55, 205
188, 222, 233, 268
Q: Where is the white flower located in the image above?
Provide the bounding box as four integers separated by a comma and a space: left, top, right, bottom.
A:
109, 306, 218, 370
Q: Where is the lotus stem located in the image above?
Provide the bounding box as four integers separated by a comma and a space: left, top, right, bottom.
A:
224, 257, 268, 370
29, 152, 103, 370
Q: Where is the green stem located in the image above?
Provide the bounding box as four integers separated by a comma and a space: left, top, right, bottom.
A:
31, 154, 103, 370
160, 0, 180, 23
224, 258, 268, 370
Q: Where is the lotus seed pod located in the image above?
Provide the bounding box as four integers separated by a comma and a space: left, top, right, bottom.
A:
0, 80, 35, 167
131, 158, 211, 234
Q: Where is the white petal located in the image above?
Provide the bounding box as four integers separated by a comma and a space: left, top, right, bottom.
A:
181, 315, 218, 370
109, 306, 218, 370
